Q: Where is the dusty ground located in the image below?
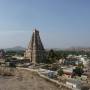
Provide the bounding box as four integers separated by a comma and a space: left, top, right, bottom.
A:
0, 69, 71, 90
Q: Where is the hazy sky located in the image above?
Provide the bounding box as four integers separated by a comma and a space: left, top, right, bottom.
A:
0, 0, 90, 49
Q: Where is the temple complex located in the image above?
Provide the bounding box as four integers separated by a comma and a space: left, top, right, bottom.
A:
25, 29, 46, 64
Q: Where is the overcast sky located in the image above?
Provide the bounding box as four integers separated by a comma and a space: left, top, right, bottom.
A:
0, 0, 90, 49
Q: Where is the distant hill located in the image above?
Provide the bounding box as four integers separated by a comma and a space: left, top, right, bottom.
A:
5, 46, 26, 51
65, 47, 90, 52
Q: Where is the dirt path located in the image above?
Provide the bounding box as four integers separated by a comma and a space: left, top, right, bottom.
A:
0, 69, 71, 90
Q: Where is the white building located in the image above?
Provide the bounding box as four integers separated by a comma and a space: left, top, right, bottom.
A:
12, 55, 24, 60
66, 54, 88, 66
66, 79, 81, 89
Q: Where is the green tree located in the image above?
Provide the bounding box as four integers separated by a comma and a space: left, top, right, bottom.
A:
57, 68, 64, 76
48, 49, 57, 63
73, 67, 84, 77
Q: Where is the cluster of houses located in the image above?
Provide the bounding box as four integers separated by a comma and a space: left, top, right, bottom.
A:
59, 55, 88, 73
33, 55, 86, 89
31, 54, 89, 89
59, 54, 88, 66
58, 54, 90, 89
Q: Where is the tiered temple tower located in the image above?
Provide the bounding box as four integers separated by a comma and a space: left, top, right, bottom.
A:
25, 29, 46, 64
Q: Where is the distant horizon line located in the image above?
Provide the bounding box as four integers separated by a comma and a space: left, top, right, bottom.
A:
1, 46, 90, 50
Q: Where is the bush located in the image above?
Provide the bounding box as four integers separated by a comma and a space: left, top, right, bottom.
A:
58, 68, 64, 76
73, 67, 84, 77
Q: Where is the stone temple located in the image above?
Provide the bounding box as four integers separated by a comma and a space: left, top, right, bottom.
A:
25, 29, 46, 64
